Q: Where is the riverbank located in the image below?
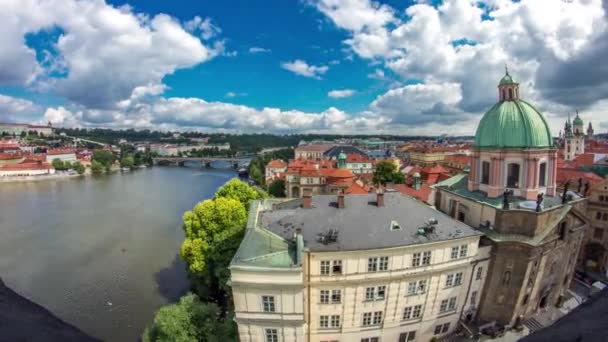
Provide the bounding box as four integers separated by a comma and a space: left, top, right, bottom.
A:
0, 171, 84, 183
0, 277, 100, 341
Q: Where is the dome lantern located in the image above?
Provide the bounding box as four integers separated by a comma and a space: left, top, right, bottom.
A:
498, 65, 519, 101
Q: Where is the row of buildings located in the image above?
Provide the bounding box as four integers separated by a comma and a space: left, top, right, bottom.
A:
230, 71, 605, 342
0, 122, 54, 136
0, 140, 87, 177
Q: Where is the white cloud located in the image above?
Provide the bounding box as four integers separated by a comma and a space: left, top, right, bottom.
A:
328, 89, 356, 98
281, 59, 329, 79
184, 16, 222, 40
0, 94, 42, 122
368, 68, 387, 80
0, 0, 221, 108
249, 47, 271, 54
224, 91, 247, 98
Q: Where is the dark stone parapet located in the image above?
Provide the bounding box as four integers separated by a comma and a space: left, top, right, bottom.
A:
0, 277, 101, 342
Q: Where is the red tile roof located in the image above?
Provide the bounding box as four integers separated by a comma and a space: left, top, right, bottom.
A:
0, 161, 52, 170
344, 182, 371, 194
556, 168, 604, 186
0, 152, 23, 160
47, 149, 76, 155
392, 184, 433, 203
346, 153, 371, 163
267, 159, 287, 168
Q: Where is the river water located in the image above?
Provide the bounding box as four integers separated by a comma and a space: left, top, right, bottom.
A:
0, 167, 236, 341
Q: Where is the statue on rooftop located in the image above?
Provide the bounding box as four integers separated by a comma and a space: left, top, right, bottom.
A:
535, 193, 544, 212
503, 189, 513, 210
562, 181, 570, 204
584, 181, 590, 197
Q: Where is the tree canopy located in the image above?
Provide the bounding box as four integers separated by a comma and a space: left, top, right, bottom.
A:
214, 178, 267, 208
142, 293, 237, 342
92, 150, 115, 171
373, 161, 405, 185
267, 179, 286, 197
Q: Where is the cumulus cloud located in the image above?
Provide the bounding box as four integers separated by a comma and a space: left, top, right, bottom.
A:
0, 95, 42, 122
281, 59, 329, 79
184, 16, 221, 40
0, 0, 221, 109
249, 47, 271, 54
328, 89, 356, 98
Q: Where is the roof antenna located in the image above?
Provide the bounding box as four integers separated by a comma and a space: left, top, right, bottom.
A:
505, 63, 509, 76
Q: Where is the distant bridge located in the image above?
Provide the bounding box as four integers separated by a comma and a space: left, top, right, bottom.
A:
152, 156, 253, 169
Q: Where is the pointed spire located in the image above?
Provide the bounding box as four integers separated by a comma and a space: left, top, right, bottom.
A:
505, 63, 509, 76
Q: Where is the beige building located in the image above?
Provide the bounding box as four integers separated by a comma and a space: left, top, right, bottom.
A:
580, 177, 608, 274
230, 192, 491, 342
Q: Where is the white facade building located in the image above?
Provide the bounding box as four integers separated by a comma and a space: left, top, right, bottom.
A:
230, 192, 490, 342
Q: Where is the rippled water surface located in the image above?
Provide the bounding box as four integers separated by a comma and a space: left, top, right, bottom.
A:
0, 167, 235, 341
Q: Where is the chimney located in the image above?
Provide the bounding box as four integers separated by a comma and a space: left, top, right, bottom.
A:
337, 192, 345, 209
303, 189, 312, 209
377, 189, 385, 207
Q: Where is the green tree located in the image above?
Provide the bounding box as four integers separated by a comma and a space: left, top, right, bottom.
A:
51, 158, 65, 171
72, 161, 85, 174
142, 293, 237, 342
92, 150, 115, 171
373, 161, 405, 185
91, 160, 104, 175
214, 178, 267, 209
120, 155, 135, 169
268, 179, 286, 197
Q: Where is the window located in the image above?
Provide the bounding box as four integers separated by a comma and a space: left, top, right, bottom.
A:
361, 338, 379, 342
422, 251, 432, 265
321, 260, 342, 275
508, 88, 513, 99
450, 246, 459, 259
399, 331, 416, 342
597, 212, 602, 220
265, 328, 279, 342
321, 260, 330, 275
368, 256, 389, 272
368, 257, 378, 272
440, 297, 457, 313
471, 291, 478, 305
507, 163, 520, 188
320, 290, 329, 304
331, 289, 341, 304
445, 272, 463, 287
502, 271, 511, 285
362, 311, 383, 326
407, 280, 426, 295
594, 228, 604, 240
604, 213, 608, 221
481, 161, 490, 184
262, 296, 275, 312
320, 315, 341, 328
539, 162, 547, 187
476, 267, 483, 280
450, 245, 468, 259
412, 252, 421, 267
459, 245, 468, 258
434, 323, 450, 335
365, 286, 386, 301
402, 304, 423, 320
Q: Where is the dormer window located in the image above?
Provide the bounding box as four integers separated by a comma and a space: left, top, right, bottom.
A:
390, 220, 401, 231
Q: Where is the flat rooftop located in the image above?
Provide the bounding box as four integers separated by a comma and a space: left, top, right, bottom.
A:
259, 193, 481, 252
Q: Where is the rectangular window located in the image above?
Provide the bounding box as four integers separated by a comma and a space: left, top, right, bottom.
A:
440, 297, 457, 313
362, 312, 383, 326
320, 315, 329, 328
471, 290, 478, 305
418, 279, 427, 292
407, 280, 426, 295
361, 338, 379, 342
422, 251, 431, 265
402, 306, 412, 320
594, 228, 604, 240
481, 161, 490, 185
446, 274, 454, 287
476, 267, 483, 280
412, 304, 422, 318
262, 296, 275, 312
368, 257, 378, 272
539, 162, 547, 187
320, 290, 329, 304
372, 311, 383, 325
399, 331, 416, 342
459, 245, 468, 258
362, 312, 372, 326
331, 315, 341, 328
332, 260, 342, 274
442, 323, 451, 333
434, 324, 443, 335
448, 297, 457, 310
434, 323, 450, 335
365, 287, 375, 301
320, 315, 340, 328
450, 246, 459, 259
455, 272, 463, 286
412, 252, 421, 267
320, 261, 330, 275
407, 281, 417, 295
440, 299, 448, 313
265, 328, 279, 342
377, 286, 386, 300
331, 289, 341, 304
379, 256, 389, 271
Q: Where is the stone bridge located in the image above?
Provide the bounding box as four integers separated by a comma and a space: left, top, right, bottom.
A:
152, 156, 252, 169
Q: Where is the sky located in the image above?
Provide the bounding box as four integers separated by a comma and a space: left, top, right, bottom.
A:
0, 0, 607, 136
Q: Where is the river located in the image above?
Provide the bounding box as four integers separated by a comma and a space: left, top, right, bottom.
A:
0, 167, 236, 341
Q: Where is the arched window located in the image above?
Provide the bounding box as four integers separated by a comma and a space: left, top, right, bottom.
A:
481, 161, 490, 185
502, 271, 511, 285
539, 162, 547, 187
507, 163, 520, 188
508, 88, 513, 99
501, 89, 506, 100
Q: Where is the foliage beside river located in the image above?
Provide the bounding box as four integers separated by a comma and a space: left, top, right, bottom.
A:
143, 178, 267, 342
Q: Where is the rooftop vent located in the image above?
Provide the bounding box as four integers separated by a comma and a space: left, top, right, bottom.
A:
417, 218, 438, 236
316, 229, 339, 245
390, 220, 401, 231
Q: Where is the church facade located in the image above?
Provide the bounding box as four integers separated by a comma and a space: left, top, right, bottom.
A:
435, 70, 589, 326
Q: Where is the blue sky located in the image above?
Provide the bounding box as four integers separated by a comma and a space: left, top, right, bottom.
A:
0, 0, 606, 135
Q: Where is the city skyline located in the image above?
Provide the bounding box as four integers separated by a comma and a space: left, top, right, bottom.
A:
1, 0, 607, 136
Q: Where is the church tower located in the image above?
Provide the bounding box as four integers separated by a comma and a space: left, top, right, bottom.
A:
564, 111, 585, 161
587, 122, 594, 138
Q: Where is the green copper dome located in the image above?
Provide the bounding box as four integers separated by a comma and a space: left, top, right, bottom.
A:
474, 100, 553, 149
338, 151, 346, 159
573, 114, 583, 126
499, 73, 516, 85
